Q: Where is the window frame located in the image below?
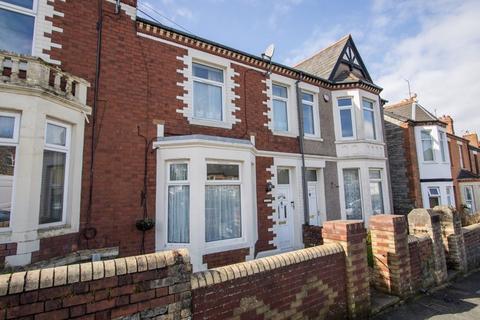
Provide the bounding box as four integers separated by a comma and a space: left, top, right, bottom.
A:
38, 119, 71, 228
464, 185, 475, 213
337, 96, 356, 139
0, 111, 20, 230
204, 161, 243, 245
166, 161, 190, 244
301, 90, 321, 139
342, 168, 363, 220
368, 168, 384, 215
272, 83, 290, 133
421, 129, 435, 162
0, 0, 38, 56
446, 186, 454, 207
191, 61, 226, 123
439, 131, 447, 162
362, 98, 377, 140
427, 186, 441, 208
458, 144, 465, 169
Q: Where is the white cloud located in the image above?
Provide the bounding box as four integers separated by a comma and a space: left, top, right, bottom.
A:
376, 0, 480, 135
268, 0, 302, 29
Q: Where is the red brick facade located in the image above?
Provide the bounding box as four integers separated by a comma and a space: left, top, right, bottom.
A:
202, 248, 250, 269
0, 243, 17, 269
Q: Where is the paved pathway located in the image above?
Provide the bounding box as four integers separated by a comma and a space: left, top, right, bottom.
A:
375, 271, 480, 319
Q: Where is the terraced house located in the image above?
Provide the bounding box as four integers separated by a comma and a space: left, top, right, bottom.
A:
0, 0, 391, 271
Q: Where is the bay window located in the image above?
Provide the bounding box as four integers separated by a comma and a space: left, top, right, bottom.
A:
205, 163, 241, 242
343, 168, 362, 219
167, 163, 190, 243
272, 84, 289, 132
362, 99, 376, 140
369, 169, 384, 214
302, 92, 315, 135
0, 112, 20, 228
39, 121, 70, 225
192, 62, 224, 121
338, 98, 354, 138
0, 0, 36, 55
421, 130, 434, 161
427, 187, 441, 208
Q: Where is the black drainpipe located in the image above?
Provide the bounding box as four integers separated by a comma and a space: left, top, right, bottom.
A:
295, 72, 309, 226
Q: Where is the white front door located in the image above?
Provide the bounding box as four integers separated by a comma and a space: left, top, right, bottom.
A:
276, 168, 294, 251
308, 183, 320, 225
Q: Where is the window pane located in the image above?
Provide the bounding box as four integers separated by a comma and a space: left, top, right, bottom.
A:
192, 63, 223, 82
343, 169, 362, 220
207, 164, 239, 180
273, 99, 288, 131
428, 187, 440, 196
277, 168, 289, 184
193, 81, 223, 121
2, 0, 33, 9
429, 196, 440, 208
439, 133, 446, 162
39, 150, 66, 224
272, 84, 287, 98
363, 109, 376, 140
421, 130, 431, 140
168, 185, 189, 243
369, 169, 381, 180
170, 163, 187, 181
421, 131, 434, 161
0, 116, 15, 139
306, 169, 317, 182
301, 92, 313, 102
303, 104, 314, 135
362, 99, 374, 110
338, 98, 352, 107
0, 8, 34, 55
205, 185, 241, 242
0, 145, 15, 228
46, 123, 67, 146
370, 181, 384, 214
340, 109, 353, 137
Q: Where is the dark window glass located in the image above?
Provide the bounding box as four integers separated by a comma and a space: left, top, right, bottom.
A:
39, 150, 66, 224
207, 164, 239, 180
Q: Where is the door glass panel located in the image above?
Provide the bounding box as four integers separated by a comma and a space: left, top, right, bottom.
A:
277, 168, 289, 184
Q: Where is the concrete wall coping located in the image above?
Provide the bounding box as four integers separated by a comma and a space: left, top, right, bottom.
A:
463, 223, 480, 233
0, 249, 189, 296
408, 234, 431, 244
191, 243, 344, 290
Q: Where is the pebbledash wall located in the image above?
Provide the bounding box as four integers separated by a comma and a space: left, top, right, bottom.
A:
1, 215, 480, 319
2, 0, 391, 270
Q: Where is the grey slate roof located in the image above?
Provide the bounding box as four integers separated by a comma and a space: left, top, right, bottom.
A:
384, 98, 439, 123
294, 35, 350, 80
458, 169, 480, 180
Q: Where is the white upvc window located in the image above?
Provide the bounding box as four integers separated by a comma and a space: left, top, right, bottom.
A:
343, 168, 362, 220
167, 162, 190, 243
192, 62, 225, 122
446, 186, 454, 207
427, 187, 441, 208
272, 84, 289, 132
205, 162, 242, 243
369, 169, 384, 215
421, 130, 434, 162
0, 0, 37, 55
38, 120, 70, 227
338, 97, 354, 138
362, 98, 376, 140
0, 111, 20, 229
439, 131, 447, 162
464, 186, 475, 214
458, 144, 465, 168
301, 91, 315, 136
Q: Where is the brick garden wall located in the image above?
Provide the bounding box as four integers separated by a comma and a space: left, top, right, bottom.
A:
0, 244, 17, 270
463, 224, 480, 270
408, 235, 435, 291
191, 243, 347, 320
0, 250, 191, 319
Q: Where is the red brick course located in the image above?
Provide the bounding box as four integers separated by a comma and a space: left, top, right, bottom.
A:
0, 243, 17, 269
202, 248, 250, 269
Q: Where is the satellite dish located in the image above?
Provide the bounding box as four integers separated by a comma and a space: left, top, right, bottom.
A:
262, 44, 275, 60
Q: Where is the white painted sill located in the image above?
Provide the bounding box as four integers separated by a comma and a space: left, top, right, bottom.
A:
189, 118, 233, 129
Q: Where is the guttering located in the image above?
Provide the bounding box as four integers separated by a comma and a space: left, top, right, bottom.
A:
295, 72, 310, 226
135, 17, 383, 93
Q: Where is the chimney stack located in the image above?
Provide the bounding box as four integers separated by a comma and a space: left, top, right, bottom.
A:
439, 115, 454, 134
463, 132, 479, 148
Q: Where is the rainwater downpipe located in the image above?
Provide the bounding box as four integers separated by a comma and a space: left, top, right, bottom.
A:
295, 72, 310, 226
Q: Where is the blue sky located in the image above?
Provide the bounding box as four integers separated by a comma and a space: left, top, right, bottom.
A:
139, 0, 480, 135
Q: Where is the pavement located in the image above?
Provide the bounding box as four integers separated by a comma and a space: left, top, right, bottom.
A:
374, 270, 480, 319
